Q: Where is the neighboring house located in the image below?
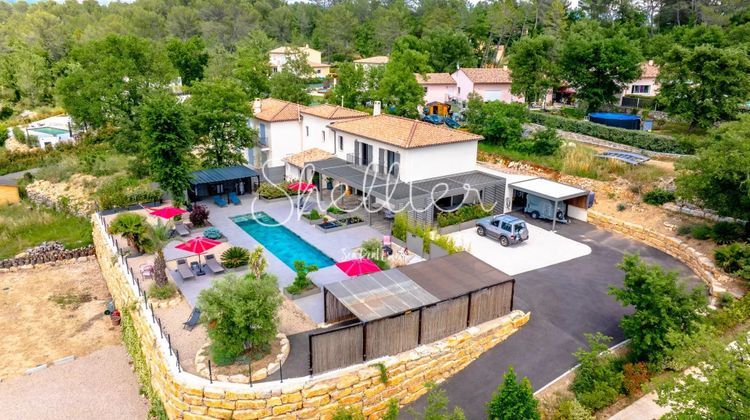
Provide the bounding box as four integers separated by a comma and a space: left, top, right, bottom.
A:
452, 67, 525, 103
19, 115, 75, 148
247, 98, 307, 181
619, 61, 660, 105
269, 44, 331, 77
415, 73, 457, 105
353, 56, 389, 71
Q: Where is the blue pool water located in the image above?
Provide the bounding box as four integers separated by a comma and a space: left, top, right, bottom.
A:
232, 212, 335, 269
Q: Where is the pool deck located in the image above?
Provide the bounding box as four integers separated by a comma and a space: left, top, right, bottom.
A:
195, 194, 383, 322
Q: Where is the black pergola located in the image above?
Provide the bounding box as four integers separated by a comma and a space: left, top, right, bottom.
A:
187, 166, 260, 202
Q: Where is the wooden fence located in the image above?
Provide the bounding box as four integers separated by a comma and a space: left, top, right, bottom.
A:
309, 280, 514, 374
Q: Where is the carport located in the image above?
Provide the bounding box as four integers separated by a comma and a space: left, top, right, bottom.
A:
509, 178, 589, 230
187, 165, 261, 202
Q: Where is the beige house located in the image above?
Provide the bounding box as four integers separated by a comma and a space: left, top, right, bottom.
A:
269, 45, 331, 77
353, 55, 389, 70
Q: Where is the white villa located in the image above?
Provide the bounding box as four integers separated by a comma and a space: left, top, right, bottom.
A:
269, 45, 331, 77
618, 61, 660, 106
246, 99, 590, 225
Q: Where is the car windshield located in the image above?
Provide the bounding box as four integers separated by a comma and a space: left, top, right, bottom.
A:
514, 222, 526, 232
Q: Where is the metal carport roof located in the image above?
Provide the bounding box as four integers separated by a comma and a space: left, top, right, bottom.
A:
509, 178, 588, 201
189, 166, 259, 185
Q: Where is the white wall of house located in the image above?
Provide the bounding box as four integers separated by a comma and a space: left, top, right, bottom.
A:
301, 114, 337, 153
247, 118, 302, 168
330, 130, 478, 182
423, 84, 456, 103
621, 77, 659, 98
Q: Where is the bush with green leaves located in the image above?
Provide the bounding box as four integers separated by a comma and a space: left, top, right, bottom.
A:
690, 223, 712, 240
95, 175, 162, 210
360, 238, 390, 270
642, 189, 676, 206
411, 382, 466, 420
221, 246, 250, 268
197, 272, 282, 365
436, 204, 492, 227
486, 365, 540, 420
107, 212, 149, 252
202, 227, 222, 239
571, 333, 624, 411
327, 205, 345, 214
286, 260, 318, 295
148, 282, 176, 300
257, 181, 290, 199
189, 204, 209, 227
714, 242, 750, 280
609, 254, 705, 365
305, 208, 322, 220
710, 221, 746, 245
507, 127, 562, 156
528, 112, 694, 154
553, 398, 593, 420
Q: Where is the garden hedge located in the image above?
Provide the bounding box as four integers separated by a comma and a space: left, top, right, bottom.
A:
528, 112, 695, 154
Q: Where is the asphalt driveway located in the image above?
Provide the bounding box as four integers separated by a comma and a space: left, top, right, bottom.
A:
407, 216, 703, 419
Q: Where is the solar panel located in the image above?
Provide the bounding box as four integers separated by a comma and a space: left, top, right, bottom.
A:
596, 151, 650, 165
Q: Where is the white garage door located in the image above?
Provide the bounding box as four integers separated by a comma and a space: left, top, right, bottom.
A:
484, 90, 502, 100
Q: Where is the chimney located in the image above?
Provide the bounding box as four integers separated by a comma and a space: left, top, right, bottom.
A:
252, 98, 262, 114
502, 65, 508, 71
648, 59, 654, 66
373, 101, 381, 116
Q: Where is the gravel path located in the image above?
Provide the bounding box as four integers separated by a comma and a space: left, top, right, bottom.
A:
0, 345, 149, 420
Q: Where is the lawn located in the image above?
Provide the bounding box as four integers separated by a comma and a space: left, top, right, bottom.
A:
0, 202, 92, 259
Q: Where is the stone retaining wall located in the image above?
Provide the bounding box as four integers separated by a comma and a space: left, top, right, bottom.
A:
588, 210, 735, 296
93, 215, 530, 419
0, 245, 95, 270
525, 123, 688, 159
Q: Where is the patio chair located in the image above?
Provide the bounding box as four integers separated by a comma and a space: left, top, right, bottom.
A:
176, 259, 195, 281
139, 263, 154, 280
213, 195, 228, 207
174, 221, 190, 237
183, 307, 201, 331
382, 235, 393, 256
205, 254, 225, 274
228, 192, 241, 205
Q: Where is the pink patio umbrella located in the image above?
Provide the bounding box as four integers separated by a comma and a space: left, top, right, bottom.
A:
336, 258, 381, 277
288, 181, 316, 192
148, 206, 188, 219
176, 237, 221, 275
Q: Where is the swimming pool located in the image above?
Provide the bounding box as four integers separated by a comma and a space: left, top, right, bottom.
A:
30, 127, 69, 136
232, 212, 335, 269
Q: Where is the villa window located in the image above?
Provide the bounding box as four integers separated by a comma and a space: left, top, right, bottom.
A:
631, 85, 650, 94
322, 131, 326, 143
339, 136, 343, 151
306, 126, 309, 136
457, 87, 461, 95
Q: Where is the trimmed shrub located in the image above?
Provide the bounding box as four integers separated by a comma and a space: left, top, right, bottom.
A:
148, 282, 176, 300
642, 189, 675, 206
436, 204, 492, 227
327, 205, 345, 214
690, 223, 712, 240
189, 204, 209, 227
710, 221, 745, 245
221, 246, 250, 268
202, 227, 222, 239
528, 112, 695, 154
286, 260, 318, 295
305, 208, 322, 220
257, 181, 290, 199
714, 242, 750, 280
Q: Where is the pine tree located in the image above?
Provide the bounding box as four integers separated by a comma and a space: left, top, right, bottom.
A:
487, 366, 540, 420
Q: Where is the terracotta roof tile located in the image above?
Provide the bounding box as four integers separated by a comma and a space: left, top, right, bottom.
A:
302, 104, 369, 120
285, 148, 333, 168
253, 98, 306, 122
415, 73, 456, 85
354, 56, 390, 65
641, 62, 659, 78
458, 68, 512, 84
329, 114, 482, 149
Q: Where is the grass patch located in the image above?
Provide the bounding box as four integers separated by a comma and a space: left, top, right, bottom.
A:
0, 202, 92, 260
49, 290, 93, 309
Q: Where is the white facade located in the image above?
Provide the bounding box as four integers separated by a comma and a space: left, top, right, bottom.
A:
329, 130, 478, 183
247, 119, 302, 168
301, 114, 336, 153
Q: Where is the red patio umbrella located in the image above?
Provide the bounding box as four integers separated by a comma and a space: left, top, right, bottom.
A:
288, 181, 316, 192
176, 237, 221, 275
148, 206, 187, 219
336, 258, 381, 277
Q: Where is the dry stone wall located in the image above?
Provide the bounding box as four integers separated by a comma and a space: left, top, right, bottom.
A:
0, 245, 95, 270
588, 210, 736, 296
92, 215, 530, 419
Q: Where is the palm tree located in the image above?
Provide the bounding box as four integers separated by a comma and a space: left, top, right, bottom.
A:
143, 220, 173, 287
108, 212, 148, 253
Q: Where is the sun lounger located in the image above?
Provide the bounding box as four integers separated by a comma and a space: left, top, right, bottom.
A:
213, 195, 228, 207
183, 307, 201, 331
205, 254, 225, 274
228, 192, 241, 205
176, 259, 195, 280
174, 221, 190, 237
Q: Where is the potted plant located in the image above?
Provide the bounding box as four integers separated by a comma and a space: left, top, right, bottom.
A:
203, 227, 223, 240
284, 261, 319, 299
221, 246, 250, 271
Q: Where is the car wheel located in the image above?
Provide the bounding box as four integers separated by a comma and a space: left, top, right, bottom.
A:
499, 236, 509, 247
531, 211, 540, 219
556, 210, 564, 220
477, 226, 486, 236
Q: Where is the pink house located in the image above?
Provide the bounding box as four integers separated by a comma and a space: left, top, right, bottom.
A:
620, 61, 660, 100
451, 67, 525, 103
415, 73, 457, 104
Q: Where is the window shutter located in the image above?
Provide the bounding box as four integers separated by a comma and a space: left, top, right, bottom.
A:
354, 140, 360, 164
378, 148, 385, 173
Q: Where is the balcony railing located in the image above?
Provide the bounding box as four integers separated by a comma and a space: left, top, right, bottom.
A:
346, 153, 399, 177
257, 136, 268, 146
